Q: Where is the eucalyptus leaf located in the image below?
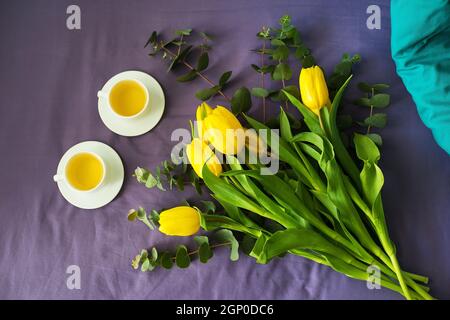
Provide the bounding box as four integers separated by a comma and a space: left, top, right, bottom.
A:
364, 113, 387, 128
366, 133, 383, 147
271, 39, 285, 46
144, 31, 158, 48
195, 86, 220, 101
370, 94, 390, 108
354, 97, 371, 107
372, 83, 390, 92
176, 70, 198, 82
168, 45, 192, 71
357, 82, 372, 93
127, 209, 137, 221
175, 28, 192, 36
219, 71, 232, 86
145, 173, 158, 188
272, 45, 289, 60
214, 229, 239, 261
140, 258, 150, 272
251, 87, 269, 98
198, 242, 213, 263
272, 63, 292, 81
161, 252, 173, 269
175, 245, 190, 268
231, 87, 252, 115
196, 52, 209, 71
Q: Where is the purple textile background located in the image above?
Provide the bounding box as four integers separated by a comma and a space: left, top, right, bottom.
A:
0, 0, 449, 299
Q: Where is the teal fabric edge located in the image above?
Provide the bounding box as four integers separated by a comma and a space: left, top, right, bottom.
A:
391, 0, 450, 155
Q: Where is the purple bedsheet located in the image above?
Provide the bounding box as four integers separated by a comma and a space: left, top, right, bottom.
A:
0, 0, 449, 300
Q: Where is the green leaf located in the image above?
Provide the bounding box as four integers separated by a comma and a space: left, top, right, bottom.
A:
259, 228, 355, 264
140, 258, 150, 272
372, 83, 390, 92
127, 209, 137, 221
219, 71, 232, 86
272, 45, 289, 60
357, 82, 372, 93
251, 87, 269, 98
145, 173, 158, 188
282, 90, 321, 134
196, 52, 209, 72
364, 113, 387, 128
137, 207, 146, 219
134, 167, 149, 183
301, 55, 315, 68
176, 70, 198, 82
270, 39, 285, 46
295, 45, 310, 59
195, 86, 220, 101
175, 245, 190, 268
272, 63, 292, 81
175, 28, 192, 36
334, 61, 352, 75
144, 31, 158, 48
198, 243, 213, 263
214, 229, 239, 261
131, 254, 141, 269
168, 45, 192, 71
252, 64, 275, 74
279, 108, 293, 141
370, 94, 390, 108
161, 252, 173, 269
194, 235, 209, 246
201, 200, 216, 214
279, 85, 299, 101
231, 87, 252, 115
354, 133, 380, 162
366, 133, 383, 146
354, 97, 371, 107
194, 236, 213, 263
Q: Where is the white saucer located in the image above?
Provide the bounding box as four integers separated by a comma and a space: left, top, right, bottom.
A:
55, 141, 124, 209
98, 70, 165, 137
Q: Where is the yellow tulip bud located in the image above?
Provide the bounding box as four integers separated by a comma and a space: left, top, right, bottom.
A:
159, 206, 201, 236
186, 138, 222, 178
299, 66, 331, 115
203, 106, 245, 155
195, 102, 213, 140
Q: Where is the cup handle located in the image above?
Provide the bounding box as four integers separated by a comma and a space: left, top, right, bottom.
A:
97, 90, 107, 99
53, 174, 63, 182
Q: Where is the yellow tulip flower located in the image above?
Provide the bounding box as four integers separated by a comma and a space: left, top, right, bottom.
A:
299, 66, 331, 115
159, 206, 201, 236
186, 138, 222, 178
203, 106, 245, 155
195, 102, 213, 140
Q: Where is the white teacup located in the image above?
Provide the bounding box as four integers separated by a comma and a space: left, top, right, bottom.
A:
53, 151, 106, 193
97, 78, 149, 119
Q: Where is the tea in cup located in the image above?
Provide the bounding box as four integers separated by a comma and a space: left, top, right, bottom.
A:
53, 151, 106, 192
98, 79, 149, 118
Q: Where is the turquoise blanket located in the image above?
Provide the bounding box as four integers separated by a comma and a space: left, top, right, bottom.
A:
391, 0, 450, 154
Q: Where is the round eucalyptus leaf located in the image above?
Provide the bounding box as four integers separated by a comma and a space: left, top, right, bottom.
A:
175, 245, 191, 268
161, 252, 174, 269
370, 94, 390, 108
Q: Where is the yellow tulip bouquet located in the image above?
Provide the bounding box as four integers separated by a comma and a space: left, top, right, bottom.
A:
129, 16, 433, 299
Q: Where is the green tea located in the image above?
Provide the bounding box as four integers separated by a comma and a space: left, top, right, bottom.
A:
66, 153, 104, 191
109, 80, 147, 117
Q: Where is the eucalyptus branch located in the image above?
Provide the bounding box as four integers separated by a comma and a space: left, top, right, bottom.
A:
159, 45, 230, 101
145, 30, 235, 103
